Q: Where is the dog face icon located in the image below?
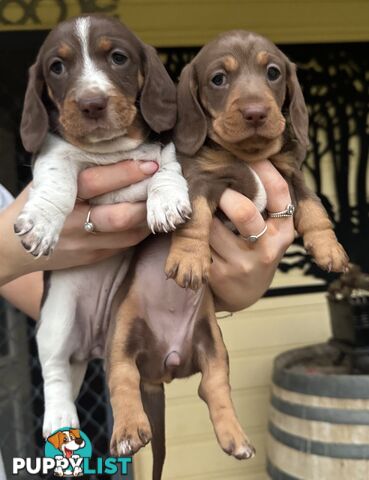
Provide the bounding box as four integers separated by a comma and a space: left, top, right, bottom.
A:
47, 429, 85, 459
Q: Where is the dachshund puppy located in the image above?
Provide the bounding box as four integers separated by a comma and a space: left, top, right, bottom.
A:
106, 31, 348, 480
15, 14, 190, 438
166, 30, 349, 289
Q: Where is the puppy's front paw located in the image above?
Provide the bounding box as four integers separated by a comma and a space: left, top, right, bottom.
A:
43, 402, 79, 439
215, 416, 255, 460
110, 413, 152, 457
147, 188, 191, 233
14, 210, 63, 257
304, 231, 349, 273
165, 239, 211, 290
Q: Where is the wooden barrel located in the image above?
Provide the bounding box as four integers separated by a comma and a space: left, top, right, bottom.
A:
267, 344, 369, 479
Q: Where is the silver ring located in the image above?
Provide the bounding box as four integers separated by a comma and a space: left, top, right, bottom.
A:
242, 224, 268, 243
84, 208, 96, 234
268, 203, 295, 218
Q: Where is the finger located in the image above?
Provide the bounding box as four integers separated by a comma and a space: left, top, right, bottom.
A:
78, 160, 158, 199
210, 218, 245, 262
218, 189, 266, 241
250, 161, 294, 238
250, 160, 292, 213
64, 202, 147, 234
80, 226, 150, 250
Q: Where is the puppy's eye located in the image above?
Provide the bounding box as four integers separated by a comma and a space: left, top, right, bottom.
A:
211, 72, 227, 87
111, 51, 128, 66
267, 64, 281, 81
50, 60, 64, 75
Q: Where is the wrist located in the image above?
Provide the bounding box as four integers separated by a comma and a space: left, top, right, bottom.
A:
0, 209, 36, 286
211, 279, 269, 313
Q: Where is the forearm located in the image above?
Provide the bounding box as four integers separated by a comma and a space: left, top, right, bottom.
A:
0, 271, 42, 320
0, 193, 41, 285
211, 261, 276, 312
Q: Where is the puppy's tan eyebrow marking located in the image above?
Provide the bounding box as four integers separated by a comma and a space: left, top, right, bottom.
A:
57, 42, 72, 59
256, 51, 269, 66
223, 55, 239, 72
98, 37, 113, 52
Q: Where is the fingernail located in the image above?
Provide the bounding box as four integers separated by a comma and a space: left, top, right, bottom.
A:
139, 161, 158, 175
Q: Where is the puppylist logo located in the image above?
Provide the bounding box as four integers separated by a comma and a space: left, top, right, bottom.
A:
13, 427, 132, 477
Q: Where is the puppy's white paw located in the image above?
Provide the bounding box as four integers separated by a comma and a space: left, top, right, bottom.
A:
14, 209, 64, 257
43, 402, 79, 438
147, 189, 192, 233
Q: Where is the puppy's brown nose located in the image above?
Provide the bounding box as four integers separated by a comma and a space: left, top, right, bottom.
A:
75, 438, 83, 445
241, 104, 269, 127
78, 96, 108, 119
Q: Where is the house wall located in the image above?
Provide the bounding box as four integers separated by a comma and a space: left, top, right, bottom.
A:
1, 0, 369, 45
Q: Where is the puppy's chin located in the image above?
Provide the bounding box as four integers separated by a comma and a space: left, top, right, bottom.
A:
212, 116, 286, 145
209, 126, 284, 162
85, 128, 127, 143
64, 131, 145, 154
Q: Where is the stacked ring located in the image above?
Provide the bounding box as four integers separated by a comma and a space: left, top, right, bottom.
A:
268, 203, 295, 218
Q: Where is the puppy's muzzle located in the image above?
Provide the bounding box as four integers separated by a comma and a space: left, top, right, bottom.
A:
77, 95, 108, 119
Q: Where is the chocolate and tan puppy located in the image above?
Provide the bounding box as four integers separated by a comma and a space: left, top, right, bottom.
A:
166, 30, 349, 289
107, 31, 348, 480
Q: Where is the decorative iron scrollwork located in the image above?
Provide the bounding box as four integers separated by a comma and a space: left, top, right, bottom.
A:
79, 0, 118, 14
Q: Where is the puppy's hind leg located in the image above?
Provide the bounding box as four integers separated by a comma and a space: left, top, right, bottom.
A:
195, 294, 255, 460
108, 293, 152, 457
141, 383, 165, 480
37, 273, 81, 438
71, 360, 88, 401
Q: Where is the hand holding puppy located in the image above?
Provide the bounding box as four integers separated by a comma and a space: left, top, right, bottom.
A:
0, 159, 157, 285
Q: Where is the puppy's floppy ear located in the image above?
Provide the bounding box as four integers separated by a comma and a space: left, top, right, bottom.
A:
174, 63, 207, 156
20, 59, 49, 154
140, 45, 177, 133
47, 431, 64, 450
285, 61, 309, 166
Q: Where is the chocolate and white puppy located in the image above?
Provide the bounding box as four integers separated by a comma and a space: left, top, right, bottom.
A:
166, 30, 348, 288
16, 15, 190, 438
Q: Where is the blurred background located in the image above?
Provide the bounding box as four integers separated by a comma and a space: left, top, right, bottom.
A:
0, 1, 368, 479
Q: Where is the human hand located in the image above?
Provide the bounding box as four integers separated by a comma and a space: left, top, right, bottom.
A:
209, 160, 295, 312
0, 159, 158, 285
